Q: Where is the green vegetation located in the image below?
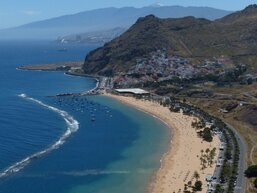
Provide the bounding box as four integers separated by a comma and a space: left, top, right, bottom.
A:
193, 181, 203, 191
193, 171, 200, 181
191, 120, 206, 130
191, 120, 213, 142
220, 161, 231, 182
199, 148, 216, 170
169, 106, 180, 113
244, 164, 257, 189
215, 184, 224, 193
165, 97, 240, 193
201, 128, 213, 142
155, 95, 241, 192
245, 165, 257, 178
183, 171, 202, 193
186, 83, 257, 151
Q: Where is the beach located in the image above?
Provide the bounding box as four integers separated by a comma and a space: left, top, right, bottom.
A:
106, 93, 220, 193
1, 41, 173, 193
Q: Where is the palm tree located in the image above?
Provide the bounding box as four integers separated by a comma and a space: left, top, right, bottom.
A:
193, 171, 200, 181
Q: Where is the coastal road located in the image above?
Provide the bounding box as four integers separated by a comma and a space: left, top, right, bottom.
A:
225, 123, 247, 193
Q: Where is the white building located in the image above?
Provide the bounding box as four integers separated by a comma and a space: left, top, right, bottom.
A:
115, 88, 149, 95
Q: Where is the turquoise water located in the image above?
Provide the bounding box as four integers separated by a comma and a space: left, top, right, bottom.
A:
0, 41, 170, 193
71, 96, 171, 193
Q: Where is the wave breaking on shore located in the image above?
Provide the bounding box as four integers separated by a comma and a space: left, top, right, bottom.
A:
0, 94, 79, 178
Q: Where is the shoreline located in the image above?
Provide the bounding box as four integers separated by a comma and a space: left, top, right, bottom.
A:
17, 62, 221, 192
17, 66, 102, 96
64, 71, 100, 90
104, 93, 174, 193
106, 93, 220, 193
17, 61, 83, 71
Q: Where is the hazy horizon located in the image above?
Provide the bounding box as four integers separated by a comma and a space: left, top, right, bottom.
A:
1, 0, 256, 30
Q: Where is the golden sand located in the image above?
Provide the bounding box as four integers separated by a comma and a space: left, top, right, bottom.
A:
106, 94, 220, 193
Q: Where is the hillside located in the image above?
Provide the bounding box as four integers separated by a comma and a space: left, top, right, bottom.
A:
0, 6, 231, 40
57, 27, 126, 44
83, 5, 257, 76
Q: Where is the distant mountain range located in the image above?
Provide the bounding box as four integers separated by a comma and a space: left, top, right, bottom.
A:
82, 5, 257, 76
57, 27, 126, 44
0, 5, 232, 40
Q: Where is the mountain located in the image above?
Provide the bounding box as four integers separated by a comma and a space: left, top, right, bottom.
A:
82, 5, 257, 76
57, 27, 126, 44
0, 6, 232, 40
217, 4, 257, 23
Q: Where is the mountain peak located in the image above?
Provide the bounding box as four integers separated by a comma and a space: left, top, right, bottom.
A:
242, 4, 257, 14
244, 4, 257, 10
83, 5, 257, 76
149, 2, 164, 7
141, 14, 158, 19
217, 4, 257, 23
136, 14, 160, 24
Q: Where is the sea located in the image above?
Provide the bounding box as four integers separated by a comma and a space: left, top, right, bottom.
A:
0, 40, 170, 193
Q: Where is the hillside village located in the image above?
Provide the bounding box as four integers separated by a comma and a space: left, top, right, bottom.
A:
112, 50, 252, 88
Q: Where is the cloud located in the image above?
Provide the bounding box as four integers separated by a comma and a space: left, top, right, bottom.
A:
22, 10, 41, 16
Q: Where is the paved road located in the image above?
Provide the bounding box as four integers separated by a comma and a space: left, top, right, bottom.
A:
226, 123, 247, 193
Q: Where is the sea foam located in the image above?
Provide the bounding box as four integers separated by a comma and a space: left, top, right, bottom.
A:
0, 94, 79, 178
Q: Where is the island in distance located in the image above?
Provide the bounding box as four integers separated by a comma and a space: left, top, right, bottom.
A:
0, 5, 231, 41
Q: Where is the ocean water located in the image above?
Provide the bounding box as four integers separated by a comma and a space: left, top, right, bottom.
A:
0, 40, 170, 193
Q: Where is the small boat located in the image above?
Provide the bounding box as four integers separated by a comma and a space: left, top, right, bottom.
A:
58, 48, 68, 52
56, 93, 73, 97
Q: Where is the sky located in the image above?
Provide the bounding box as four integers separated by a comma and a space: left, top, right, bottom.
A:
1, 0, 257, 29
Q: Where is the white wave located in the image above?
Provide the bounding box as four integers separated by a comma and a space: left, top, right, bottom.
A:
0, 94, 79, 178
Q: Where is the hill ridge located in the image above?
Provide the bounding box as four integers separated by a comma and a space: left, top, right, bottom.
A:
0, 6, 232, 39
82, 6, 257, 76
